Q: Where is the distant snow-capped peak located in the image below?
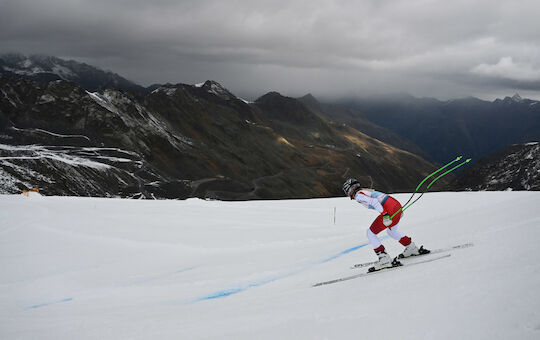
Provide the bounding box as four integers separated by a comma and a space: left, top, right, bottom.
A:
494, 93, 534, 104
200, 80, 236, 100
1, 53, 72, 79
511, 93, 523, 102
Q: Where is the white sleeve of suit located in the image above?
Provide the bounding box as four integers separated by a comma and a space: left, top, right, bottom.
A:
354, 191, 384, 213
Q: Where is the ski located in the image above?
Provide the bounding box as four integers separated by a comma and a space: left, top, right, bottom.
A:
313, 254, 451, 287
350, 242, 473, 269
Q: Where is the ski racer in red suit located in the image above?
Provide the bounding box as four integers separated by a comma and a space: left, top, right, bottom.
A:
343, 178, 430, 271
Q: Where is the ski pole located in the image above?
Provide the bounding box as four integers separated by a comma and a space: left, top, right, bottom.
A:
390, 157, 471, 219
398, 158, 471, 214
393, 156, 463, 218
425, 158, 471, 191
414, 156, 463, 192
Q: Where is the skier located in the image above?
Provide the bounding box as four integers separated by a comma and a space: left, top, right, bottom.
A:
342, 178, 429, 271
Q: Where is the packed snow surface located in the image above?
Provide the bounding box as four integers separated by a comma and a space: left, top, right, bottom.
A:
1, 191, 539, 339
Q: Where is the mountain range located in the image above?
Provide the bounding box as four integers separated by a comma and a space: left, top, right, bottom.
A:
0, 54, 440, 199
1, 53, 538, 198
326, 93, 540, 165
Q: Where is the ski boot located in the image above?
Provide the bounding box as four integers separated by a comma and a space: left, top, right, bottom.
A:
368, 251, 402, 272
398, 242, 430, 259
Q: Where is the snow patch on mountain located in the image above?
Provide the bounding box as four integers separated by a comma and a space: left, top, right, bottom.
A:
201, 80, 236, 100
1, 88, 22, 108
0, 166, 32, 193
151, 87, 177, 96
36, 94, 56, 104
0, 144, 111, 170
9, 127, 91, 142
86, 91, 121, 116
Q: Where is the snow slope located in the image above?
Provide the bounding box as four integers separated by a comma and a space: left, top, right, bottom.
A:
1, 192, 539, 339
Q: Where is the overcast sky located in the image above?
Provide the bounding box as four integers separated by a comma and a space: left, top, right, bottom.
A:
2, 0, 540, 100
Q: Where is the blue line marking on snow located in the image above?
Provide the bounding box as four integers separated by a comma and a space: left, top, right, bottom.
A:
193, 272, 295, 303
201, 288, 244, 300
320, 244, 368, 263
191, 238, 387, 303
319, 236, 389, 264
27, 297, 73, 310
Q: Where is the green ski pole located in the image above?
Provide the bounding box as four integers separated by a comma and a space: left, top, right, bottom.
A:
425, 158, 471, 191
390, 157, 471, 219
414, 156, 463, 192
391, 156, 463, 219
393, 158, 471, 217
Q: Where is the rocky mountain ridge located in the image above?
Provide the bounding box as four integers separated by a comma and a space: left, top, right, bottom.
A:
453, 142, 540, 191
0, 66, 439, 199
0, 53, 145, 93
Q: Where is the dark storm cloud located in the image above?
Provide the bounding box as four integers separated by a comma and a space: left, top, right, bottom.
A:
2, 0, 540, 100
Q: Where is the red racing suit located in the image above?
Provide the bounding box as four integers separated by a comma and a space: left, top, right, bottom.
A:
354, 189, 403, 234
